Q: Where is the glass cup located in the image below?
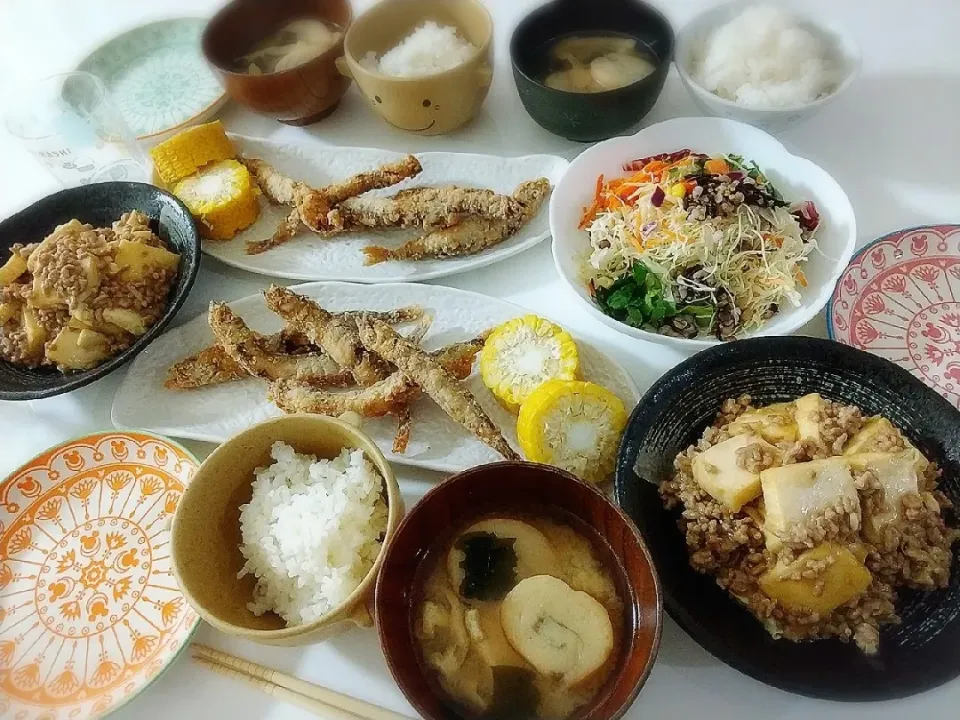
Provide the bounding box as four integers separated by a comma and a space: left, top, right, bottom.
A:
5, 71, 146, 187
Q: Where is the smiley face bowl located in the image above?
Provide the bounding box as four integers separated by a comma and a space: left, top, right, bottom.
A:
343, 0, 493, 135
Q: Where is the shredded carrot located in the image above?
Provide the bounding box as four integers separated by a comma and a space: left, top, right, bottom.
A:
643, 160, 667, 176
796, 270, 808, 287
579, 173, 605, 229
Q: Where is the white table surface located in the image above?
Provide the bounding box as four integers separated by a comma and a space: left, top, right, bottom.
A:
1, 0, 959, 718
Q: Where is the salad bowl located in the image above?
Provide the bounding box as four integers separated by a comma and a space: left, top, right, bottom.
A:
549, 116, 857, 350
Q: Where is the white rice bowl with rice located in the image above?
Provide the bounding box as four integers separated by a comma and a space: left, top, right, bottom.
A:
361, 20, 476, 77
691, 5, 841, 109
238, 442, 388, 626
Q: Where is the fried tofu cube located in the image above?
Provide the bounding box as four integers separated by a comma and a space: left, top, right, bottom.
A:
0, 253, 27, 287
727, 402, 798, 444
794, 393, 825, 444
47, 326, 110, 370
759, 543, 872, 614
102, 308, 148, 336
761, 458, 859, 540
114, 239, 179, 281
846, 451, 922, 542
843, 417, 909, 455
692, 434, 776, 512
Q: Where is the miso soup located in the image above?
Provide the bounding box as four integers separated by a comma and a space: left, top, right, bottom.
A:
412, 511, 626, 719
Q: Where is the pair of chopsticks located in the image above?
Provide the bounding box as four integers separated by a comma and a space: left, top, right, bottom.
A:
192, 644, 413, 720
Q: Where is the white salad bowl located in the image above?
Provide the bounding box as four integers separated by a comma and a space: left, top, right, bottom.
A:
674, 1, 861, 134
549, 116, 857, 351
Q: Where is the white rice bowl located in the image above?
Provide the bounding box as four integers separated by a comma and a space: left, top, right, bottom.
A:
691, 5, 841, 109
361, 20, 476, 77
238, 442, 388, 626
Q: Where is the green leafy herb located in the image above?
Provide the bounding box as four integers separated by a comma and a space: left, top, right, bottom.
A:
595, 263, 715, 331
457, 532, 517, 601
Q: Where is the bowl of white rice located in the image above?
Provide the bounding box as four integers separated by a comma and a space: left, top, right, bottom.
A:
675, 2, 860, 133
343, 0, 493, 135
170, 414, 403, 646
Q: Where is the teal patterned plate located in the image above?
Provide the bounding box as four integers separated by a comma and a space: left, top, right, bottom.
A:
77, 18, 226, 140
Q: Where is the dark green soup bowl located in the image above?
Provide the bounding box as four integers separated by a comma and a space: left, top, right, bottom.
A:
510, 0, 674, 142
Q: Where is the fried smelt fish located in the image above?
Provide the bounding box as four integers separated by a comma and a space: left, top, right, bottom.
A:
329, 186, 526, 231
270, 333, 487, 427
354, 316, 519, 460
393, 408, 413, 454
362, 178, 550, 265
164, 307, 424, 390
264, 286, 393, 386
242, 156, 422, 254
209, 302, 351, 385
271, 371, 419, 417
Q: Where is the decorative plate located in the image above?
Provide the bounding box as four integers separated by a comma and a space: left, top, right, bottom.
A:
77, 19, 226, 140
0, 432, 200, 720
827, 224, 960, 409
110, 282, 640, 474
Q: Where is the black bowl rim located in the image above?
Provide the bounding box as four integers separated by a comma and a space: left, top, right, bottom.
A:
375, 459, 664, 720
613, 335, 960, 700
509, 0, 676, 96
0, 181, 200, 401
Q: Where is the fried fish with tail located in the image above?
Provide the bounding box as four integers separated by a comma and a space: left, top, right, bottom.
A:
209, 302, 353, 386
241, 156, 422, 254
264, 285, 393, 386
269, 333, 489, 430
362, 178, 550, 265
165, 306, 425, 390
328, 186, 526, 231
354, 316, 519, 460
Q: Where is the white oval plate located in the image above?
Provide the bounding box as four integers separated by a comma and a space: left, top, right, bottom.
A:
197, 136, 568, 283
549, 117, 857, 350
111, 282, 639, 474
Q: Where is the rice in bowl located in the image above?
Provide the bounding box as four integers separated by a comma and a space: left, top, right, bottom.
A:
238, 442, 389, 626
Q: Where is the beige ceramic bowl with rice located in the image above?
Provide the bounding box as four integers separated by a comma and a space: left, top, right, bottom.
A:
170, 413, 403, 646
342, 0, 493, 135
675, 2, 860, 133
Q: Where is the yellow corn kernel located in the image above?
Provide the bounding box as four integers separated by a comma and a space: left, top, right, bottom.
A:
669, 182, 687, 198
150, 121, 236, 186
479, 315, 580, 411
173, 160, 260, 241
517, 379, 627, 484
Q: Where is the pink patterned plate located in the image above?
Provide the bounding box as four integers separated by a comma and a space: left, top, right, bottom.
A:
0, 432, 200, 720
828, 224, 960, 408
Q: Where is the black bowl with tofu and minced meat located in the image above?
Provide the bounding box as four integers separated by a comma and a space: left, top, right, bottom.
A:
615, 336, 960, 701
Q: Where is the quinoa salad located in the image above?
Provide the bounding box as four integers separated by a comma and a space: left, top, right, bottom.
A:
660, 393, 959, 654
0, 211, 180, 371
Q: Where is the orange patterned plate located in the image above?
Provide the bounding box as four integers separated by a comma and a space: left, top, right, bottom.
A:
0, 432, 200, 720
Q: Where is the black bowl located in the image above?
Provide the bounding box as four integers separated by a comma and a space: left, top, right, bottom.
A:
510, 0, 674, 142
0, 182, 200, 401
614, 337, 960, 701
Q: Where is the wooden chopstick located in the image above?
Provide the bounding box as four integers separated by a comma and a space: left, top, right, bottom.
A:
192, 644, 412, 720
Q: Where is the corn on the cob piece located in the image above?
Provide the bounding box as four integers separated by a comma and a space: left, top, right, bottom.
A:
479, 315, 580, 411
517, 379, 627, 484
174, 159, 260, 241
150, 121, 236, 186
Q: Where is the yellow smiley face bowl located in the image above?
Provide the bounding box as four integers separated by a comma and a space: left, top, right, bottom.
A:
343, 0, 493, 135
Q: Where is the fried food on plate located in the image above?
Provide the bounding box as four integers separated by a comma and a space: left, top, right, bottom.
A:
165, 306, 423, 390
329, 185, 526, 232
354, 315, 519, 461
265, 285, 393, 386
362, 178, 550, 265
242, 155, 423, 254
209, 302, 352, 386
